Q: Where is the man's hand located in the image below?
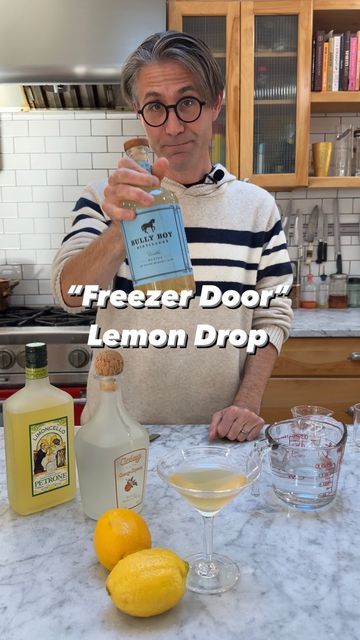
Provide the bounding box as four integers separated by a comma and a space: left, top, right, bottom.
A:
102, 156, 169, 221
208, 404, 265, 442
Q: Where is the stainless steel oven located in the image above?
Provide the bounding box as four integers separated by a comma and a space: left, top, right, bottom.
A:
0, 307, 95, 425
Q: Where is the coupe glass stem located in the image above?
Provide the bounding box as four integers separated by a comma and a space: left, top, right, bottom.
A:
202, 515, 215, 563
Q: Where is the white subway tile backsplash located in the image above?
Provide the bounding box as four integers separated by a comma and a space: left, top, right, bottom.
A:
122, 119, 146, 136
78, 169, 108, 185
4, 218, 34, 234
10, 294, 25, 305
0, 154, 30, 170
45, 137, 76, 153
14, 137, 45, 153
63, 186, 86, 201
76, 137, 107, 152
34, 218, 64, 233
0, 170, 16, 186
61, 153, 92, 169
92, 153, 121, 169
0, 234, 20, 249
0, 203, 18, 218
0, 109, 359, 305
47, 169, 77, 185
21, 234, 51, 250
91, 120, 122, 136
15, 279, 39, 295
16, 170, 47, 186
35, 249, 57, 264
1, 138, 14, 153
2, 186, 32, 202
25, 294, 55, 305
23, 264, 52, 279
32, 186, 63, 202
20, 202, 48, 218
29, 120, 59, 136
49, 202, 73, 218
1, 120, 28, 137
6, 249, 36, 264
60, 120, 91, 136
31, 153, 61, 169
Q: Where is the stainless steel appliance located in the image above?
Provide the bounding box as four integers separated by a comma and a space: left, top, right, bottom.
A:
0, 307, 96, 424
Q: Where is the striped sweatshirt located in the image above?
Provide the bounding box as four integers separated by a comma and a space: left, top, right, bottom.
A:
52, 165, 293, 425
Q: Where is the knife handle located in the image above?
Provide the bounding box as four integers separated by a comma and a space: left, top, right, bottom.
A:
305, 241, 313, 265
322, 241, 327, 263
336, 253, 342, 274
316, 242, 323, 264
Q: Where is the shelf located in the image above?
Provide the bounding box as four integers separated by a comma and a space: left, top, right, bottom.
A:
254, 99, 296, 105
311, 91, 360, 113
308, 176, 360, 188
255, 51, 297, 58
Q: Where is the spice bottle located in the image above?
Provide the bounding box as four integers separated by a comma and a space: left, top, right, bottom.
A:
301, 272, 317, 308
120, 137, 195, 294
75, 351, 149, 520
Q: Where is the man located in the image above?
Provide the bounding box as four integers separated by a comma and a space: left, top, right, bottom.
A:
52, 31, 293, 441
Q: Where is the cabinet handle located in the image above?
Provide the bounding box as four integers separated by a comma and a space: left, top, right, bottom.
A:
349, 352, 360, 361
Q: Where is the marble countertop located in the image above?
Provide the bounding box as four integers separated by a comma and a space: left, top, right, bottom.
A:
290, 308, 360, 337
1, 425, 360, 640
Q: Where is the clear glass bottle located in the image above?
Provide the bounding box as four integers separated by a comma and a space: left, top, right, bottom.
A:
300, 272, 317, 308
3, 342, 76, 515
348, 277, 360, 307
317, 270, 329, 308
121, 137, 195, 294
354, 129, 360, 177
75, 357, 149, 520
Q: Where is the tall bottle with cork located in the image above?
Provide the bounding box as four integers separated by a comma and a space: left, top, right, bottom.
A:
121, 137, 195, 294
3, 342, 76, 515
75, 351, 149, 520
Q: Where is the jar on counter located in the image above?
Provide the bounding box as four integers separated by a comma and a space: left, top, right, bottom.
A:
317, 272, 329, 308
348, 276, 360, 307
329, 273, 348, 309
301, 272, 317, 308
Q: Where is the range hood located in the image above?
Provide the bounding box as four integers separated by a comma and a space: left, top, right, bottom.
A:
0, 0, 166, 109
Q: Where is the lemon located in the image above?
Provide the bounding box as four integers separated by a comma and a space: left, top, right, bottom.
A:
106, 548, 189, 617
93, 508, 151, 571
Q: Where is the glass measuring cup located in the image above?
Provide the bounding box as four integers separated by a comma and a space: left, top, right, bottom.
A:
256, 417, 347, 511
291, 405, 334, 418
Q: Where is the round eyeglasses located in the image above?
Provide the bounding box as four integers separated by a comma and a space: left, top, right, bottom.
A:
137, 96, 206, 127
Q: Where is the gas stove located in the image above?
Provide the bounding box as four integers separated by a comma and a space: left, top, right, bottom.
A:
0, 306, 96, 387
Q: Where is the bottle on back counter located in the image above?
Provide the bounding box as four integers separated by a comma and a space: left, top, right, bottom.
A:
3, 342, 76, 515
300, 272, 317, 308
121, 137, 195, 294
75, 351, 149, 520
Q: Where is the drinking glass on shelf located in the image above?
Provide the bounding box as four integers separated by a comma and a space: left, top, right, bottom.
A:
157, 445, 261, 595
333, 124, 353, 176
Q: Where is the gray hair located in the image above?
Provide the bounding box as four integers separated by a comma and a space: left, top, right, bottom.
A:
121, 30, 224, 107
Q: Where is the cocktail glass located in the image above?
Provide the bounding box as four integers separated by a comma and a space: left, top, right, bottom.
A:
157, 445, 261, 594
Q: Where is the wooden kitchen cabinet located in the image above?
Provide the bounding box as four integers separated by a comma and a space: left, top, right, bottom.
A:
261, 337, 360, 424
168, 0, 360, 190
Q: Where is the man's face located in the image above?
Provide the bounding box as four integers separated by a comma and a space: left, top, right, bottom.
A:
135, 61, 222, 182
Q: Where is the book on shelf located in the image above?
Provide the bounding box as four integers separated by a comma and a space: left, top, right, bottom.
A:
355, 31, 360, 91
314, 30, 325, 91
348, 34, 358, 91
322, 41, 329, 91
332, 33, 343, 91
341, 30, 351, 91
326, 31, 334, 91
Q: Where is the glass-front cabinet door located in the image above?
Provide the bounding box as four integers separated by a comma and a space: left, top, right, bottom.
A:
168, 1, 240, 176
240, 0, 312, 189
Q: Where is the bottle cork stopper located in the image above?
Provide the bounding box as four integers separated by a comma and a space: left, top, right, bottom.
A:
94, 351, 124, 376
123, 137, 149, 152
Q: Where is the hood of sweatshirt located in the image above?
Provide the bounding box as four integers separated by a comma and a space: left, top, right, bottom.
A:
162, 163, 238, 199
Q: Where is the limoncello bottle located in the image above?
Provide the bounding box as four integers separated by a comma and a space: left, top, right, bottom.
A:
121, 137, 195, 294
3, 342, 76, 515
75, 351, 149, 520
